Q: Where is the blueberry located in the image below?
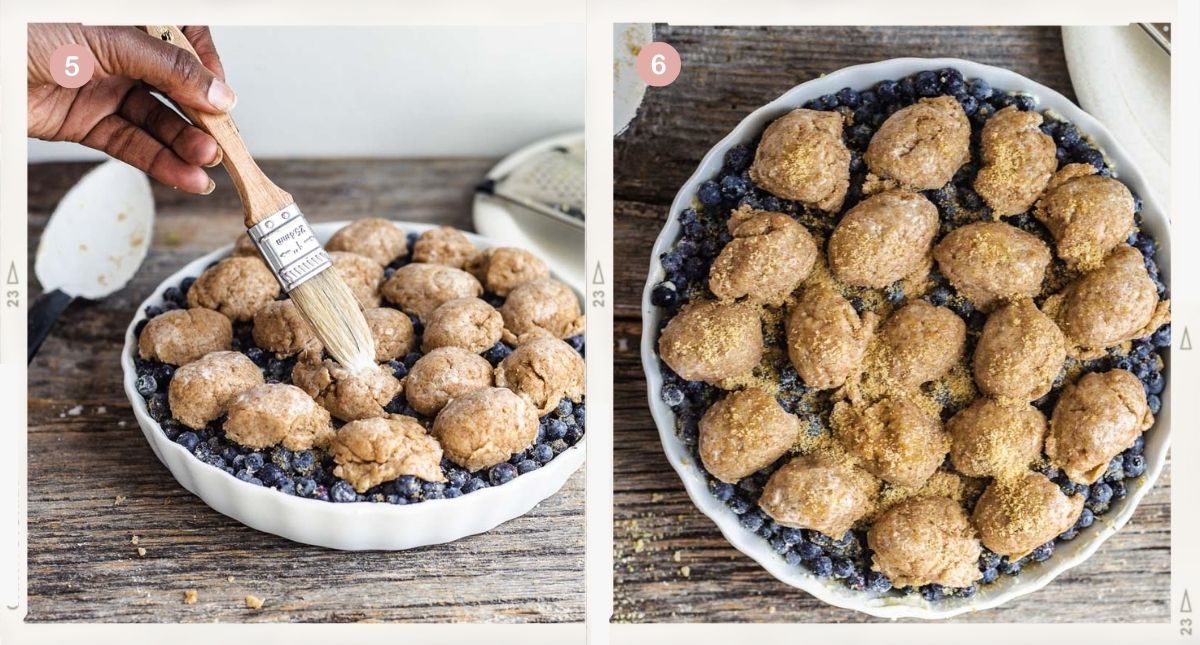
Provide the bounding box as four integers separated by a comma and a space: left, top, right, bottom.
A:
1078, 148, 1105, 170
330, 480, 357, 503
797, 541, 822, 561
258, 463, 285, 486
574, 403, 586, 426
1130, 435, 1146, 455
394, 475, 421, 498
1076, 507, 1095, 529
135, 374, 158, 397
921, 585, 946, 602
270, 447, 293, 471
1147, 394, 1162, 415
517, 459, 540, 475
958, 94, 979, 116
719, 175, 750, 200
1123, 453, 1146, 478
835, 87, 861, 108
661, 384, 686, 407
464, 477, 489, 493
292, 450, 317, 476
235, 469, 256, 483
175, 431, 200, 452
1031, 542, 1054, 562
530, 443, 554, 465
810, 556, 834, 577
784, 549, 804, 566
914, 70, 940, 96
423, 481, 446, 500
697, 180, 722, 206
489, 462, 518, 486
144, 305, 165, 319
866, 571, 893, 593
1000, 559, 1023, 576
555, 399, 575, 419
1015, 94, 1037, 111
1144, 371, 1164, 395
245, 346, 267, 367
401, 352, 422, 369
1151, 324, 1171, 348
444, 488, 463, 499
483, 342, 513, 365
724, 144, 753, 173
980, 567, 999, 584
1112, 480, 1128, 498
147, 394, 171, 422
770, 536, 790, 554
544, 418, 569, 441
832, 558, 854, 579
876, 80, 901, 102
884, 282, 904, 305
567, 335, 585, 355
739, 511, 765, 533
244, 452, 264, 472
928, 286, 952, 307
727, 495, 752, 515
295, 478, 318, 497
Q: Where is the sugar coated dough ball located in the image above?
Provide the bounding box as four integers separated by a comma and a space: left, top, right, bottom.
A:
880, 301, 965, 387
827, 189, 939, 288
381, 263, 483, 321
759, 453, 877, 538
138, 308, 232, 366
831, 397, 948, 488
404, 346, 494, 417
658, 299, 763, 385
973, 299, 1065, 401
364, 307, 415, 362
933, 221, 1051, 312
749, 108, 851, 211
1036, 164, 1136, 270
974, 106, 1058, 216
1049, 244, 1163, 351
865, 95, 971, 190
329, 251, 383, 309
972, 471, 1084, 559
698, 388, 801, 484
708, 206, 817, 306
868, 496, 982, 588
500, 278, 584, 343
325, 218, 408, 267
412, 226, 479, 269
433, 387, 539, 471
168, 351, 264, 429
186, 256, 280, 322
252, 300, 321, 357
332, 415, 445, 492
1047, 369, 1152, 483
948, 398, 1046, 478
494, 335, 584, 416
224, 383, 333, 451
291, 351, 401, 422
786, 283, 876, 390
466, 247, 550, 297
422, 297, 503, 354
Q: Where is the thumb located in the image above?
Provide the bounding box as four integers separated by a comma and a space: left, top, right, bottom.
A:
99, 27, 236, 113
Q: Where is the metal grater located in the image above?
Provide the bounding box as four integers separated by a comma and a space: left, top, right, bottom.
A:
477, 142, 585, 229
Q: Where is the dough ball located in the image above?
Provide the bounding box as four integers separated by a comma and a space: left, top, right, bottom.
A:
186, 256, 280, 322
972, 471, 1084, 559
974, 106, 1058, 216
364, 307, 416, 362
412, 226, 479, 269
786, 283, 876, 390
1035, 164, 1136, 270
865, 95, 971, 190
433, 387, 539, 471
325, 218, 408, 267
708, 206, 817, 306
291, 351, 401, 422
831, 397, 948, 488
381, 263, 483, 321
332, 415, 446, 492
422, 297, 503, 354
933, 221, 1051, 312
748, 108, 851, 211
1047, 369, 1153, 483
973, 299, 1065, 401
699, 388, 802, 484
404, 347, 494, 417
168, 351, 264, 429
1048, 244, 1162, 351
329, 251, 383, 309
948, 398, 1046, 478
466, 247, 550, 297
827, 190, 939, 288
232, 233, 259, 258
138, 308, 232, 366
500, 278, 584, 343
880, 301, 966, 387
252, 300, 321, 357
868, 496, 982, 588
659, 300, 763, 385
759, 453, 878, 538
224, 383, 334, 451
495, 335, 585, 416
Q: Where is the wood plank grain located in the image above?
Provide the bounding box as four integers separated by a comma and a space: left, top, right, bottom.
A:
26, 158, 585, 623
612, 25, 1170, 623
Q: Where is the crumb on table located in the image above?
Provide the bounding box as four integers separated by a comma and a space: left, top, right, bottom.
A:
245, 595, 264, 610
183, 590, 198, 605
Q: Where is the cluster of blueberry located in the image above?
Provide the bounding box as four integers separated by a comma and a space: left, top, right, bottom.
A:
133, 234, 586, 504
652, 69, 1169, 600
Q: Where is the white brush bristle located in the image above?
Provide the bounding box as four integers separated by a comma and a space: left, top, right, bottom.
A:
289, 268, 376, 373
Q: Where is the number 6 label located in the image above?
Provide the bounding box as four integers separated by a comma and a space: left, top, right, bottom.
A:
50, 44, 95, 89
636, 42, 681, 87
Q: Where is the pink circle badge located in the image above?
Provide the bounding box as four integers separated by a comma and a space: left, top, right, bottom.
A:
636, 42, 681, 88
49, 43, 95, 89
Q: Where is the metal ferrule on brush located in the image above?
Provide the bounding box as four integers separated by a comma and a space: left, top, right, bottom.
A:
248, 205, 331, 292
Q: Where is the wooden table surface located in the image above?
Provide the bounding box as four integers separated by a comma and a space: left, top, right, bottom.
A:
612, 25, 1171, 623
26, 158, 584, 623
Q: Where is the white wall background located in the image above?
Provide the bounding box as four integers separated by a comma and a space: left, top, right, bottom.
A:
28, 24, 584, 161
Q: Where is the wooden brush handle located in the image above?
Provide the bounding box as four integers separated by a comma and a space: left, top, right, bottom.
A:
144, 25, 293, 228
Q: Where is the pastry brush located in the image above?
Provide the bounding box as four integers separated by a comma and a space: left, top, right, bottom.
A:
145, 25, 376, 373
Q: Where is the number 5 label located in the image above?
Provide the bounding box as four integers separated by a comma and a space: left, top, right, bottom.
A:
50, 44, 95, 88
636, 42, 681, 87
